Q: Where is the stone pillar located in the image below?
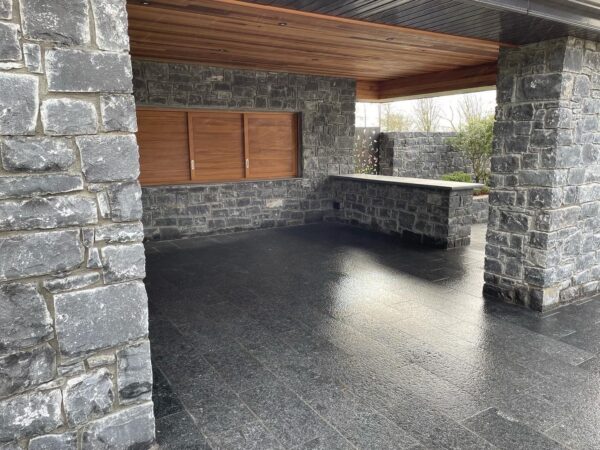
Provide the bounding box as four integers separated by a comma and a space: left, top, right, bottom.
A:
0, 1, 155, 448
485, 37, 600, 311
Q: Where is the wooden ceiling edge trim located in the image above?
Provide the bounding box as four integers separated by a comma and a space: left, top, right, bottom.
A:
357, 62, 499, 101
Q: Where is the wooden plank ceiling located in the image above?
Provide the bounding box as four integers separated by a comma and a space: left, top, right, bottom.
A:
126, 0, 502, 100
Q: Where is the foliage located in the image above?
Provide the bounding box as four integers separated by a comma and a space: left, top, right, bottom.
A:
441, 171, 472, 183
448, 116, 494, 184
354, 128, 380, 174
474, 185, 490, 196
380, 104, 411, 132
412, 98, 442, 132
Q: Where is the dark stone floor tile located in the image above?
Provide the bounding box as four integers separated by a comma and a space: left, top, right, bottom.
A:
545, 409, 600, 450
173, 367, 241, 411
240, 383, 335, 448
153, 367, 184, 420
462, 408, 566, 450
294, 433, 355, 450
191, 397, 256, 436
207, 422, 283, 450
156, 411, 212, 449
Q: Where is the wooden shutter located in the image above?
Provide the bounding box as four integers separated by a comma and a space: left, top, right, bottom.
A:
188, 112, 245, 182
136, 109, 190, 185
245, 113, 298, 179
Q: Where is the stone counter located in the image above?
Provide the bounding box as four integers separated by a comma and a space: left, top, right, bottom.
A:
330, 174, 483, 249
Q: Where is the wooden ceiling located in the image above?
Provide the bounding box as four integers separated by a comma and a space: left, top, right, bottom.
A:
126, 0, 502, 100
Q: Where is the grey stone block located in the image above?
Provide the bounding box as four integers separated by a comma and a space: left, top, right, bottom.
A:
0, 23, 21, 61
0, 344, 55, 399
20, 0, 89, 45
0, 74, 38, 135
64, 369, 114, 427
90, 0, 129, 52
0, 174, 82, 200
108, 182, 143, 222
0, 0, 11, 20
0, 389, 63, 442
0, 230, 84, 282
81, 403, 155, 449
54, 282, 149, 357
1, 137, 75, 172
41, 99, 98, 136
100, 95, 137, 132
23, 43, 41, 73
0, 283, 52, 351
43, 272, 101, 294
87, 248, 102, 269
29, 432, 77, 450
117, 341, 152, 405
0, 196, 98, 231
95, 222, 144, 243
101, 244, 146, 283
46, 49, 132, 93
77, 135, 139, 182
86, 354, 115, 369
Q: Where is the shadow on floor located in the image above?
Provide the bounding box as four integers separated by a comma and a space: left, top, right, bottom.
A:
145, 223, 600, 449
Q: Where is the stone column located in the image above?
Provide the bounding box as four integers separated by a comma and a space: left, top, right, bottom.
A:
0, 1, 155, 448
485, 37, 600, 311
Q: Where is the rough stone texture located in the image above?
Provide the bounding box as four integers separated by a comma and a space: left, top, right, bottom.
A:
134, 59, 355, 239
117, 341, 152, 405
0, 174, 83, 200
100, 95, 137, 132
0, 283, 52, 351
54, 282, 149, 357
43, 272, 101, 294
95, 222, 144, 243
0, 230, 84, 281
29, 432, 77, 450
64, 369, 114, 427
90, 0, 129, 52
46, 49, 132, 93
0, 0, 11, 20
81, 403, 155, 450
23, 43, 41, 73
41, 99, 98, 136
78, 135, 140, 182
0, 74, 38, 135
0, 196, 98, 231
0, 345, 55, 399
331, 177, 475, 249
472, 195, 490, 224
379, 132, 472, 178
101, 244, 146, 283
20, 0, 90, 45
86, 354, 115, 369
0, 389, 63, 442
87, 248, 102, 270
485, 37, 600, 310
1, 137, 75, 172
0, 23, 21, 61
107, 182, 143, 222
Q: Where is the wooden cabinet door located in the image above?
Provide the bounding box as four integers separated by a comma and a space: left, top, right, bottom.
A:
188, 112, 245, 182
245, 113, 298, 179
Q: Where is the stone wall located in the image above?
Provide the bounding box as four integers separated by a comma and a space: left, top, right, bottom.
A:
472, 195, 490, 224
331, 176, 475, 248
132, 59, 355, 239
485, 37, 600, 310
0, 1, 155, 448
380, 132, 471, 178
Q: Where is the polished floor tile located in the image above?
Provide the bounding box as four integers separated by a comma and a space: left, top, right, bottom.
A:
146, 223, 600, 449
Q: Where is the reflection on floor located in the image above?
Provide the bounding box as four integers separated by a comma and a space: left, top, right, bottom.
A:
146, 223, 600, 449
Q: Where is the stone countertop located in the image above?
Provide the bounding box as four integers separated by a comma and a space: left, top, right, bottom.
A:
331, 174, 484, 191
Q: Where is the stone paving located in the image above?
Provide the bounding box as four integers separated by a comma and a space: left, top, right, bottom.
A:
146, 223, 600, 449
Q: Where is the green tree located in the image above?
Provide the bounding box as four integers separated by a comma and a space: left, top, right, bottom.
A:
449, 116, 494, 184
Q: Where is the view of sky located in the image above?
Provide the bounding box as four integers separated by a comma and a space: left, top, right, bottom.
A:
356, 89, 497, 131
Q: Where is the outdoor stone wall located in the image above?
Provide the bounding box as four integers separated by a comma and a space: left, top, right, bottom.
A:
472, 195, 490, 224
485, 37, 600, 310
330, 176, 474, 248
380, 132, 471, 178
132, 59, 355, 239
0, 1, 155, 448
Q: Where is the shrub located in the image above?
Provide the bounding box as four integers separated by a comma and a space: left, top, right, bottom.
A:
441, 171, 472, 183
448, 116, 494, 184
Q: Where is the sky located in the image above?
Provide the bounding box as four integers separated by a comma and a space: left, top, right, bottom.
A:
355, 89, 497, 131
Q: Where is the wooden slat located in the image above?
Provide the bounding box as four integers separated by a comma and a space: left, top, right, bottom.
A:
356, 80, 379, 101
188, 111, 246, 182
137, 109, 191, 185
246, 112, 298, 179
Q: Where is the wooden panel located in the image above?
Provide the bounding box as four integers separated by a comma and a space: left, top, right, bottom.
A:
188, 111, 245, 182
137, 109, 191, 185
246, 113, 298, 179
126, 0, 501, 83
356, 80, 379, 101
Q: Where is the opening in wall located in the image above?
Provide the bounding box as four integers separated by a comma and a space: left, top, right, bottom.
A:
136, 108, 300, 185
